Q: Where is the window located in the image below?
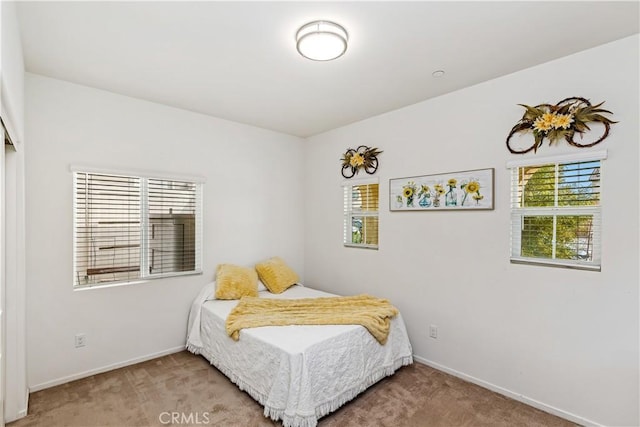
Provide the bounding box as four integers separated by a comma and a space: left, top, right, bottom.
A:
343, 179, 379, 249
73, 170, 202, 287
509, 151, 605, 271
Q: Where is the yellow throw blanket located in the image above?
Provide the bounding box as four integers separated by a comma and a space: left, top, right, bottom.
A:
225, 294, 399, 345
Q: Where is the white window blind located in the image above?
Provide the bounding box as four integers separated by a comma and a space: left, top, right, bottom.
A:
343, 179, 379, 249
509, 153, 603, 271
74, 171, 202, 287
147, 178, 200, 276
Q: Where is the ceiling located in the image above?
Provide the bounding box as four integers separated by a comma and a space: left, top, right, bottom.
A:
16, 1, 639, 138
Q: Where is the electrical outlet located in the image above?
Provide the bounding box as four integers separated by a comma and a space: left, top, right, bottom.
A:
75, 333, 87, 348
429, 324, 438, 339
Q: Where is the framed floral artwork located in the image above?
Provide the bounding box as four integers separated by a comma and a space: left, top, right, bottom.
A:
389, 168, 494, 211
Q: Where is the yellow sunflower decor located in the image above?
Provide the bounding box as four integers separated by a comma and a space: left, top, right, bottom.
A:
506, 97, 616, 154
341, 145, 383, 178
445, 178, 458, 207
432, 184, 445, 207
418, 185, 431, 208
402, 181, 418, 207
460, 180, 481, 206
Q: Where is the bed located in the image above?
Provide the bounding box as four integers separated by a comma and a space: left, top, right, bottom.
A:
186, 282, 413, 427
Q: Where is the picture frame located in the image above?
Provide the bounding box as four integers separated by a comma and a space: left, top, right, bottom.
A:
389, 168, 494, 211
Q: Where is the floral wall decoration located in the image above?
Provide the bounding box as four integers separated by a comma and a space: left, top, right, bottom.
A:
340, 145, 382, 178
505, 97, 617, 154
390, 168, 494, 211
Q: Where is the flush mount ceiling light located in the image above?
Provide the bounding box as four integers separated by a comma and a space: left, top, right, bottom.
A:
296, 20, 348, 61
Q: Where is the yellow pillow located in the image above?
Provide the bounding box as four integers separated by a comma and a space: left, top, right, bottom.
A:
215, 264, 259, 300
255, 257, 299, 294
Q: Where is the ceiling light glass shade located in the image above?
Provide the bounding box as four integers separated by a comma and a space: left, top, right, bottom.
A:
296, 21, 348, 61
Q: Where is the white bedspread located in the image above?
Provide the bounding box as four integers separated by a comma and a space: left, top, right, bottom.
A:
186, 283, 413, 427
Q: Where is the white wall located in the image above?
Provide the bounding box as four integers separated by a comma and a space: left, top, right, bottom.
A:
24, 74, 305, 390
1, 1, 24, 138
1, 0, 28, 422
304, 35, 639, 427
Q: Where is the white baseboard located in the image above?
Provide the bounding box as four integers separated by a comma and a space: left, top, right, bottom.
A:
4, 392, 29, 423
29, 346, 185, 392
18, 387, 29, 418
20, 386, 29, 418
412, 355, 601, 427
4, 382, 30, 423
4, 408, 28, 424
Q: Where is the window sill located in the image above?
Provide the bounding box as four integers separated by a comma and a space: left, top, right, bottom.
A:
73, 270, 203, 291
510, 258, 600, 272
343, 244, 379, 250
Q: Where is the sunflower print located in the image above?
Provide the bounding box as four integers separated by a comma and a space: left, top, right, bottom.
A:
464, 181, 480, 193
